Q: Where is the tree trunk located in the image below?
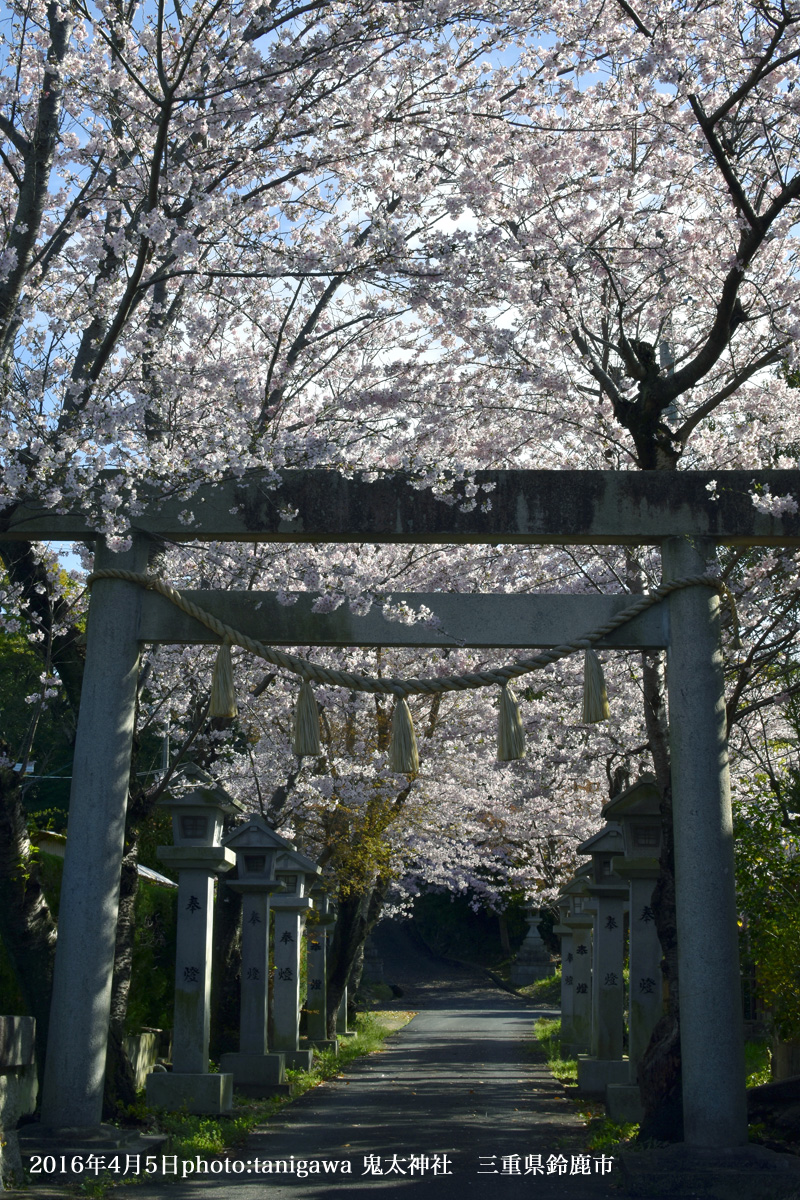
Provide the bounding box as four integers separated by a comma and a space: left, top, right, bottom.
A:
637, 649, 683, 1141
0, 762, 57, 1081
103, 840, 140, 1117
210, 873, 242, 1059
326, 878, 388, 1037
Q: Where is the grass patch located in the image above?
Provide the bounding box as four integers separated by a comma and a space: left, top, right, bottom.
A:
148, 1010, 414, 1160
518, 968, 562, 1005
532, 1015, 578, 1084
532, 1017, 640, 1153
745, 1037, 771, 1088
578, 1108, 639, 1152
530, 1017, 639, 1157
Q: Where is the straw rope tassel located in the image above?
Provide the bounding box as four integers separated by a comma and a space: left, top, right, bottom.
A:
498, 684, 526, 761
210, 639, 238, 718
293, 679, 322, 757
582, 649, 610, 723
390, 698, 419, 773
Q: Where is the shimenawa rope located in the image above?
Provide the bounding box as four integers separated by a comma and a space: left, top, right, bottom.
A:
87, 569, 739, 767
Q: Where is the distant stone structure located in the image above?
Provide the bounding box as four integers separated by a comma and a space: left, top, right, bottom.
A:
510, 908, 553, 987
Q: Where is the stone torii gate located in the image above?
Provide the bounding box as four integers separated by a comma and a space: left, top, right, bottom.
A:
6, 468, 800, 1148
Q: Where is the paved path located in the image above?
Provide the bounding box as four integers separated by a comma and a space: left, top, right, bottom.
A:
130, 925, 625, 1199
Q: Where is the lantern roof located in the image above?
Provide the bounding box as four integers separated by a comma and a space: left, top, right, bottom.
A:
559, 865, 592, 896
158, 762, 242, 814
223, 816, 295, 852
601, 775, 660, 822
576, 822, 624, 857
275, 846, 322, 878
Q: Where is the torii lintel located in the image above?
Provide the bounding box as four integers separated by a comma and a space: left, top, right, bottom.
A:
4, 468, 800, 545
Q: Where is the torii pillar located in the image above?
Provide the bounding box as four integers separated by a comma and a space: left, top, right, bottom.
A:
663, 536, 747, 1147
39, 537, 150, 1131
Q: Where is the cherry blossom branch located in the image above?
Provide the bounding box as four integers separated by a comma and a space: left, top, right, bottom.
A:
688, 94, 761, 230
674, 343, 788, 444
614, 0, 653, 39
0, 1, 74, 364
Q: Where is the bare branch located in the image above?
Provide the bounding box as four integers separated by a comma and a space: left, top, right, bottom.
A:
614, 0, 653, 38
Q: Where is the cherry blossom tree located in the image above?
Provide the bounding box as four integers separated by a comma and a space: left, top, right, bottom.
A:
2, 0, 800, 1128
0, 0, 557, 1104
340, 0, 800, 1135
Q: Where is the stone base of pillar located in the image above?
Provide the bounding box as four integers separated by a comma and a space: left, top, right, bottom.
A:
18, 1125, 168, 1179
619, 1144, 800, 1196
302, 1037, 339, 1052
146, 1071, 233, 1114
219, 1052, 289, 1096
605, 1083, 644, 1123
576, 1056, 630, 1095
510, 962, 553, 987
282, 1048, 314, 1071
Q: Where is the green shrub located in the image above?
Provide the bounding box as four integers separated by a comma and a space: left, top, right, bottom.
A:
532, 1016, 578, 1084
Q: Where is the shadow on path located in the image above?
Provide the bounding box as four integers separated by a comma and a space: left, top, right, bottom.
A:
131, 921, 624, 1199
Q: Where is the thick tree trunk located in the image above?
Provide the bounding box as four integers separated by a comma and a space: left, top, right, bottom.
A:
210, 873, 242, 1059
326, 878, 388, 1037
637, 649, 683, 1141
103, 841, 140, 1117
0, 763, 57, 1080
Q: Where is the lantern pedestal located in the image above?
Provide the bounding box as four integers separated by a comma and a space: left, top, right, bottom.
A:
562, 913, 593, 1056
304, 892, 338, 1050
218, 1054, 291, 1097
553, 921, 575, 1055
147, 1072, 233, 1114
558, 868, 593, 1058
601, 777, 666, 1122
272, 898, 314, 1071
576, 1055, 631, 1096
614, 861, 662, 1065
575, 823, 629, 1096
219, 818, 298, 1095
146, 844, 235, 1114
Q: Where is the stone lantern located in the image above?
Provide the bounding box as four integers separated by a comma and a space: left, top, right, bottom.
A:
559, 866, 594, 1056
219, 817, 294, 1095
576, 822, 630, 1096
271, 846, 322, 1070
602, 776, 665, 1122
553, 890, 576, 1054
510, 905, 554, 987
304, 888, 338, 1050
146, 764, 239, 1114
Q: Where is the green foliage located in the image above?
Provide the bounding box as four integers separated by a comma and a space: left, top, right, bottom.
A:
125, 878, 178, 1034
0, 849, 62, 1013
0, 846, 177, 1031
734, 789, 800, 1040
745, 1037, 772, 1089
519, 968, 562, 1005
26, 807, 68, 835
413, 889, 527, 966
580, 1113, 639, 1152
0, 627, 74, 821
156, 1110, 257, 1158
135, 806, 176, 877
532, 1016, 578, 1084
